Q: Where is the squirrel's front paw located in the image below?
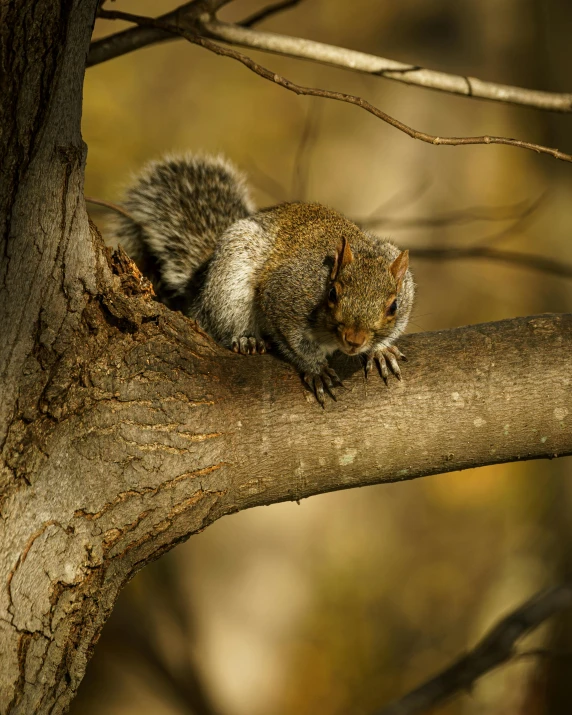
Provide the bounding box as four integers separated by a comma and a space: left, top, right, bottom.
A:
303, 366, 343, 407
231, 336, 269, 355
365, 345, 406, 383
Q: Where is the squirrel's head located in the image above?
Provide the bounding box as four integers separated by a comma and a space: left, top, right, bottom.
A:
324, 237, 409, 356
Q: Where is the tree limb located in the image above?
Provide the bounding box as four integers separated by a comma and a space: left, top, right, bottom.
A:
2, 239, 571, 709
87, 4, 572, 114
94, 10, 572, 164
4, 2, 572, 712
375, 585, 572, 715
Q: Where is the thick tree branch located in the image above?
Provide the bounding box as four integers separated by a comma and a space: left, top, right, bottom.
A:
94, 11, 572, 164
375, 585, 572, 715
2, 236, 571, 709
3, 4, 572, 713
88, 4, 572, 113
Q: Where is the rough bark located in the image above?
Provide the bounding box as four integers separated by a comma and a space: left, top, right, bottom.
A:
1, 2, 571, 714
1, 254, 571, 712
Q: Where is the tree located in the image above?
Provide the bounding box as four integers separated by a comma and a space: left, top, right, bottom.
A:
0, 2, 571, 713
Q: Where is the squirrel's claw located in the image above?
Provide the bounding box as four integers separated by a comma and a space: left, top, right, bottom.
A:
232, 336, 269, 355
303, 366, 343, 406
366, 345, 405, 383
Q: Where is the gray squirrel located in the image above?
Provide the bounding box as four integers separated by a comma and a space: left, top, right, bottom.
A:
110, 153, 415, 404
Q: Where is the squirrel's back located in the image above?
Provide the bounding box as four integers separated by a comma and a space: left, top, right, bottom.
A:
110, 153, 255, 307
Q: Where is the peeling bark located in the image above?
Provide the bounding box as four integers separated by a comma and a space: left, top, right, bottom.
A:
0, 2, 571, 714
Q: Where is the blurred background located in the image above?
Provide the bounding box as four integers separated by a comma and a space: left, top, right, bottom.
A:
77, 1, 572, 713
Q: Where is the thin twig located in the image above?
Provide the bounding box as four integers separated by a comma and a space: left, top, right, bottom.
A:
360, 178, 432, 225
292, 100, 322, 200
374, 584, 572, 715
476, 193, 546, 246
203, 20, 572, 113
241, 0, 302, 28
88, 5, 572, 114
85, 195, 136, 222
357, 195, 543, 230
246, 161, 292, 202
96, 10, 572, 165
514, 648, 572, 661
411, 245, 572, 280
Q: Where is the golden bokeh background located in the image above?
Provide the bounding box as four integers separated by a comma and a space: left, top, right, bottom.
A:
76, 1, 572, 713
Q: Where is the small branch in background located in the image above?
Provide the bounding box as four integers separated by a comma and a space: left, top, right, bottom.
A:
514, 648, 572, 662
95, 10, 572, 165
98, 560, 220, 715
358, 194, 544, 231
85, 195, 136, 222
374, 584, 572, 715
241, 0, 302, 28
292, 99, 322, 200
204, 19, 572, 113
411, 246, 572, 280
476, 193, 547, 246
246, 161, 292, 203
359, 178, 432, 226
88, 2, 572, 115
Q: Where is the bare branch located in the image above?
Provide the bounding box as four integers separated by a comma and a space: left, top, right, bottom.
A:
241, 0, 301, 28
88, 0, 296, 68
291, 100, 322, 200
360, 178, 432, 224
375, 585, 572, 715
88, 4, 572, 114
203, 20, 572, 113
411, 245, 572, 280
85, 195, 137, 222
514, 648, 572, 662
89, 1, 198, 67
357, 196, 542, 230
95, 10, 572, 164
246, 160, 292, 202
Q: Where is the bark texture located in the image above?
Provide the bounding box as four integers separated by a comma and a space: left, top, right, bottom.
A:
1, 259, 571, 712
1, 2, 571, 714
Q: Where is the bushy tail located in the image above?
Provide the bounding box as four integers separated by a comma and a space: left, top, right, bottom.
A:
110, 153, 255, 305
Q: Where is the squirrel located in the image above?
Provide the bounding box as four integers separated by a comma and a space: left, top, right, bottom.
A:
109, 153, 415, 404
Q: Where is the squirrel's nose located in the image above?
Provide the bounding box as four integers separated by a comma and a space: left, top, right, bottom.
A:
342, 327, 367, 349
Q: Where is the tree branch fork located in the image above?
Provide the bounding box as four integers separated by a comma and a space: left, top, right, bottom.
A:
89, 1, 572, 113
1, 245, 571, 711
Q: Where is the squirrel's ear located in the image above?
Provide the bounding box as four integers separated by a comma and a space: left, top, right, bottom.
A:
390, 250, 409, 290
331, 237, 354, 279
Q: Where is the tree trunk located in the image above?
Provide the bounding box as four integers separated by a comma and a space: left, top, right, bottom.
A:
1, 3, 571, 714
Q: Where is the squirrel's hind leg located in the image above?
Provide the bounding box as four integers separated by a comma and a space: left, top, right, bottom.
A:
198, 218, 271, 355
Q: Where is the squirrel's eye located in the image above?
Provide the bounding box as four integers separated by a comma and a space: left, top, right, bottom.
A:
387, 299, 398, 316
328, 285, 338, 303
